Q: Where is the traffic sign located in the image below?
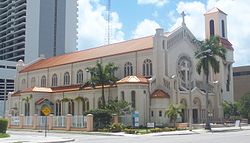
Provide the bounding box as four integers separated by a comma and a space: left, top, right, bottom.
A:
41, 106, 51, 116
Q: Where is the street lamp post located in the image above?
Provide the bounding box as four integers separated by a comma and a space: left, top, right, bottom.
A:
188, 71, 192, 131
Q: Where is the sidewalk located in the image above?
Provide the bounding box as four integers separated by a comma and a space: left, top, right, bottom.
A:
0, 131, 75, 143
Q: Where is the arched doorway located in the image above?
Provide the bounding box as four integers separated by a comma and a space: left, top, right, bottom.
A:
193, 97, 201, 123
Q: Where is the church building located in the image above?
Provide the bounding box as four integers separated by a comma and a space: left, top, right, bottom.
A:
8, 8, 234, 126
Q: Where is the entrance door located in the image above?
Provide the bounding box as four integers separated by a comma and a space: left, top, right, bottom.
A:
193, 109, 198, 123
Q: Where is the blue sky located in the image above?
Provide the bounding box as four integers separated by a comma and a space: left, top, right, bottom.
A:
77, 0, 250, 67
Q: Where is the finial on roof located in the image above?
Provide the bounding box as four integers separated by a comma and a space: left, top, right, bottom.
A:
181, 11, 186, 26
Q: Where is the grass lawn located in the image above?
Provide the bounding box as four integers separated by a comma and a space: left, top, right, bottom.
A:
0, 133, 10, 138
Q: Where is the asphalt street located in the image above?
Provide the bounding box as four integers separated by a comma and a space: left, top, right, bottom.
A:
1, 129, 250, 143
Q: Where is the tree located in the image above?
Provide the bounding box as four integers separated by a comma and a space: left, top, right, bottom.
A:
223, 101, 240, 119
238, 93, 250, 121
165, 104, 183, 128
86, 61, 118, 107
104, 100, 131, 115
193, 36, 226, 130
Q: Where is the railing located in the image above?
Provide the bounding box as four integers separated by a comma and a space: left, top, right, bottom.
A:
23, 116, 32, 126
71, 115, 86, 128
7, 114, 94, 131
10, 116, 20, 126
53, 116, 66, 128
37, 116, 47, 130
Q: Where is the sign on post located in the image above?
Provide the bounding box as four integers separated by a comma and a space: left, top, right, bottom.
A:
41, 106, 51, 137
41, 106, 51, 116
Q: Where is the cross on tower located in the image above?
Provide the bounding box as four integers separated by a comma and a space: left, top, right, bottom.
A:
181, 11, 186, 26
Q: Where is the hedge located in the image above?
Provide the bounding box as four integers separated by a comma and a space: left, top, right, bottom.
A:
0, 118, 8, 133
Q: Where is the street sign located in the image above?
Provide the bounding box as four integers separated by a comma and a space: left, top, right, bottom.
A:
132, 111, 139, 127
147, 122, 155, 128
41, 106, 51, 116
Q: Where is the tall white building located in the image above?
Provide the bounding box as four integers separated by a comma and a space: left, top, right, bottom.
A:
0, 0, 78, 63
0, 60, 16, 117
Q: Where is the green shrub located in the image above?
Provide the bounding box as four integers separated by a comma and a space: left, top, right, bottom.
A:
0, 118, 8, 133
150, 128, 163, 133
124, 128, 138, 134
163, 127, 176, 132
109, 123, 123, 132
84, 109, 112, 129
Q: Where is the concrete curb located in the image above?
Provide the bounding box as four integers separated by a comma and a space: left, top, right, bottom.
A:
39, 138, 75, 143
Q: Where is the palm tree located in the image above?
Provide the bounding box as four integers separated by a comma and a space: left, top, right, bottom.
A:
193, 36, 226, 130
165, 104, 183, 128
22, 94, 32, 116
86, 61, 118, 107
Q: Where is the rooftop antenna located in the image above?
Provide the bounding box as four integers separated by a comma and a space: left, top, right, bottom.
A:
106, 0, 112, 44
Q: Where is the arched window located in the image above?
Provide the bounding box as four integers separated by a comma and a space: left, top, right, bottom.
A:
68, 99, 74, 115
64, 72, 70, 85
143, 59, 152, 77
52, 74, 58, 87
31, 77, 36, 87
221, 20, 225, 38
121, 91, 125, 101
124, 62, 133, 77
24, 102, 30, 116
76, 70, 83, 84
41, 76, 46, 87
209, 20, 215, 37
131, 91, 136, 109
177, 56, 192, 90
82, 98, 89, 112
98, 98, 102, 108
55, 100, 62, 116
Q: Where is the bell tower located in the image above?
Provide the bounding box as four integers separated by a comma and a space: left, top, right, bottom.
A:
204, 7, 228, 39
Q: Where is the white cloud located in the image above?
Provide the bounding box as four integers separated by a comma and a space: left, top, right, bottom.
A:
132, 19, 161, 39
169, 1, 206, 40
77, 0, 124, 50
137, 0, 168, 7
170, 0, 250, 66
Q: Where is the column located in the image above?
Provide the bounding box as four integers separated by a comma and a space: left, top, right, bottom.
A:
66, 114, 72, 131
86, 114, 93, 131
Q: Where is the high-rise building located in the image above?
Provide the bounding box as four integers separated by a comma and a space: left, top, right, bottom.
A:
0, 0, 78, 117
0, 60, 15, 117
0, 0, 78, 63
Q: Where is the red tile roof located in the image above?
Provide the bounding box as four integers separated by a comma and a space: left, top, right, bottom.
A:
12, 84, 117, 96
220, 38, 233, 50
117, 76, 149, 84
21, 87, 53, 93
204, 7, 227, 15
150, 89, 170, 98
20, 35, 154, 73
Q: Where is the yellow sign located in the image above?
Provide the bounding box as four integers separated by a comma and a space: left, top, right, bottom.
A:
41, 106, 51, 116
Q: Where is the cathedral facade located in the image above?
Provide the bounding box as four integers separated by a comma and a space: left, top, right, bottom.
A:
8, 8, 234, 126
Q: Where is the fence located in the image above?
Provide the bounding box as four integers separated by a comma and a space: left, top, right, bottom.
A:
72, 115, 86, 128
53, 116, 66, 128
7, 114, 94, 131
23, 116, 33, 126
10, 116, 20, 126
